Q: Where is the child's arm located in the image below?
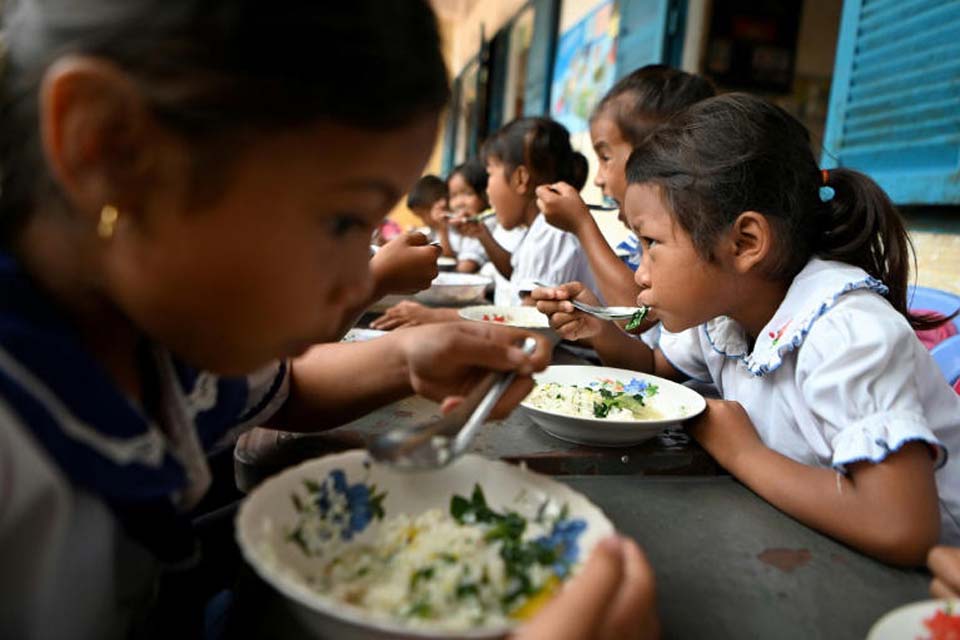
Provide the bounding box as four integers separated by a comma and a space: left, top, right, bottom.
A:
536, 183, 640, 307
456, 218, 513, 279
689, 398, 940, 566
271, 323, 551, 430
532, 282, 683, 380
369, 300, 460, 330
477, 231, 513, 279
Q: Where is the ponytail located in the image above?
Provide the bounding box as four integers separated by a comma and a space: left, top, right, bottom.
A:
817, 169, 951, 330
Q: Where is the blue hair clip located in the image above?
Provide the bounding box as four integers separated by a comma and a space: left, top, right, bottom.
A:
819, 186, 835, 203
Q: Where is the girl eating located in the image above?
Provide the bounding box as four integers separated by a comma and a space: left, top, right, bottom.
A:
535, 93, 960, 565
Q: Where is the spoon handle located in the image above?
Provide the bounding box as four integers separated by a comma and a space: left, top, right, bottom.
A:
452, 336, 537, 453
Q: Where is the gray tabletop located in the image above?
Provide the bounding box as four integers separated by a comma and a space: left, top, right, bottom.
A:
567, 475, 929, 640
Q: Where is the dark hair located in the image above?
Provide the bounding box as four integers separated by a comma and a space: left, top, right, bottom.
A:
447, 159, 489, 208
482, 117, 587, 190
626, 92, 934, 330
0, 0, 449, 242
407, 175, 448, 209
592, 65, 715, 146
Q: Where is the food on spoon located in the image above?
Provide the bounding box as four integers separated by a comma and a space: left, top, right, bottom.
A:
624, 306, 649, 332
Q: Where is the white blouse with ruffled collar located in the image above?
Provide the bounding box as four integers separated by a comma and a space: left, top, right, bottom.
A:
658, 257, 960, 543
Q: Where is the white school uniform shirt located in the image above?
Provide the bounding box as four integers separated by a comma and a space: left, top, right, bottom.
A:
658, 257, 960, 543
485, 222, 530, 306
501, 213, 600, 307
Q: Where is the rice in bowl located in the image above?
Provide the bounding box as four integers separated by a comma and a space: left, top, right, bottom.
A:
237, 452, 613, 639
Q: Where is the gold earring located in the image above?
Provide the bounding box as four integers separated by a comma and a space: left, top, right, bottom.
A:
97, 204, 119, 239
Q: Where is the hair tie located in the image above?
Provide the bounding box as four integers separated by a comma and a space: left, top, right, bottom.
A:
819, 169, 835, 203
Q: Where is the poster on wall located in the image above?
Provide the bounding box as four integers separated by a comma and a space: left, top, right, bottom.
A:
550, 1, 620, 134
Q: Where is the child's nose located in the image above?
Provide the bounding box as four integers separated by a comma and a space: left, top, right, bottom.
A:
634, 256, 651, 291
593, 171, 605, 189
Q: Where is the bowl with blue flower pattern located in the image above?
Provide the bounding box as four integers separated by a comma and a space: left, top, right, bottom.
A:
521, 365, 707, 447
236, 450, 614, 639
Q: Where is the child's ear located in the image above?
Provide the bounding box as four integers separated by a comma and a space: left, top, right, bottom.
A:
728, 211, 772, 274
511, 166, 531, 195
40, 55, 166, 227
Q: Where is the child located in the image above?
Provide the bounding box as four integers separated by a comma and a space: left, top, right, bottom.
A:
374, 121, 596, 329
0, 1, 656, 638
535, 93, 960, 566
486, 116, 597, 306
406, 174, 452, 245
536, 65, 714, 308
371, 159, 529, 330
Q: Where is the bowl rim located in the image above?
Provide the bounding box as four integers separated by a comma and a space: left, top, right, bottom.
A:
235, 450, 612, 638
520, 364, 706, 426
457, 304, 551, 328
429, 272, 493, 287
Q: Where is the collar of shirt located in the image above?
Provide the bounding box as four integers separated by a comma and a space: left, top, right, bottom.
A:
703, 257, 888, 377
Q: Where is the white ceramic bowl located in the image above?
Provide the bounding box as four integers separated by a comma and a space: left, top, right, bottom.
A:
520, 365, 707, 447
866, 599, 958, 640
236, 451, 613, 640
458, 305, 552, 331
436, 256, 458, 272
414, 272, 492, 306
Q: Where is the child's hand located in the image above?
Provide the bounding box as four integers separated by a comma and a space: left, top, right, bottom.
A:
685, 398, 764, 469
370, 232, 440, 297
536, 182, 591, 234
512, 535, 659, 640
928, 546, 960, 598
395, 322, 552, 419
370, 300, 438, 330
532, 282, 606, 342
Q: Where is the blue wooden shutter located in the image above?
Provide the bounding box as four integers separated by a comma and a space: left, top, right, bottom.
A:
615, 0, 686, 79
822, 0, 960, 205
523, 0, 560, 116
487, 28, 511, 133
442, 77, 461, 175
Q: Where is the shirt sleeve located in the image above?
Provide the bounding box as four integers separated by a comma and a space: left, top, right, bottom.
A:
656, 326, 712, 383
456, 235, 487, 267
797, 294, 946, 472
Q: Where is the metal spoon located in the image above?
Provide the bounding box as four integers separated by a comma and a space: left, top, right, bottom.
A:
543, 186, 617, 211
532, 281, 650, 329
445, 210, 497, 224
367, 336, 538, 471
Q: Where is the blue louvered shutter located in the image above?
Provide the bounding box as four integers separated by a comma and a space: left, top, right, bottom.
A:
442, 77, 461, 175
524, 0, 560, 116
822, 0, 960, 205
615, 0, 685, 79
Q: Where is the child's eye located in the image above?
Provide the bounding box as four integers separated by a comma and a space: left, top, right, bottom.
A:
641, 237, 657, 249
330, 214, 366, 236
